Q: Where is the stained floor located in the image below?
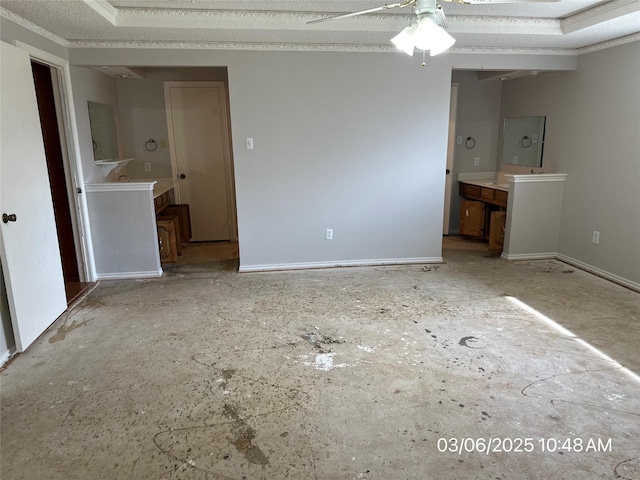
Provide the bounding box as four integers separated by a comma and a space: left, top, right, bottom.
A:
1, 238, 639, 480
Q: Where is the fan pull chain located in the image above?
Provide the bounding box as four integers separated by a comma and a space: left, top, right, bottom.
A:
422, 49, 426, 67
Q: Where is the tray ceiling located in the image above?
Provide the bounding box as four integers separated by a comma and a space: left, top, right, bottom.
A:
1, 0, 639, 54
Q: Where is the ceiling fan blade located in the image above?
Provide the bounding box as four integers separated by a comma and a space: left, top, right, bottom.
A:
307, 0, 416, 24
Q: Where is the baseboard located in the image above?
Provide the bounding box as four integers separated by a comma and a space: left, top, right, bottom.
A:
0, 347, 16, 367
555, 254, 640, 293
500, 252, 557, 261
239, 257, 444, 273
501, 251, 639, 292
95, 269, 163, 280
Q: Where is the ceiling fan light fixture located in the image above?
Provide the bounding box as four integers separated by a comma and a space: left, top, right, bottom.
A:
391, 25, 417, 56
412, 16, 455, 56
428, 27, 456, 56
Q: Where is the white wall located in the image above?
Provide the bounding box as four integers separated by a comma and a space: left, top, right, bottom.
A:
449, 70, 503, 233
229, 51, 453, 269
69, 67, 121, 184
501, 41, 640, 285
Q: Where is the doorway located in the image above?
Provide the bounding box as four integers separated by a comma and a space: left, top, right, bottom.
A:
31, 61, 91, 304
164, 81, 237, 243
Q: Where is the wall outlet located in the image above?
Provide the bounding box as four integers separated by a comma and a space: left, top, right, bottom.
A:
592, 230, 600, 244
474, 157, 480, 166
245, 137, 254, 150
144, 161, 152, 172
512, 156, 519, 164
325, 228, 333, 240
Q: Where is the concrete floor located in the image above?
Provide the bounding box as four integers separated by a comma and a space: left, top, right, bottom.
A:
2, 238, 639, 480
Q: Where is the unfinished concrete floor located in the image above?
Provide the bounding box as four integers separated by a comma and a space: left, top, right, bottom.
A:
2, 238, 639, 480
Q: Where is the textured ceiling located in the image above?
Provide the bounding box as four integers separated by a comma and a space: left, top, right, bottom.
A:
1, 0, 639, 53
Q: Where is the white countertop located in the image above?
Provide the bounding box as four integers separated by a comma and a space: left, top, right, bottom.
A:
459, 179, 509, 192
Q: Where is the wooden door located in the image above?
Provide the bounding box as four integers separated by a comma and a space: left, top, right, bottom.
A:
0, 42, 67, 352
460, 200, 484, 237
489, 210, 506, 251
165, 82, 233, 242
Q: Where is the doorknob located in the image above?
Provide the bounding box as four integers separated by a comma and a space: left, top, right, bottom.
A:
2, 213, 17, 223
179, 174, 186, 179
446, 169, 451, 174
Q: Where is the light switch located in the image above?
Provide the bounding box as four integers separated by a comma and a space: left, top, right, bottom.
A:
246, 137, 254, 150
456, 136, 462, 145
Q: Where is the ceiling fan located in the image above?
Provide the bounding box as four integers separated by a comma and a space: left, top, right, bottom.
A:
308, 0, 559, 57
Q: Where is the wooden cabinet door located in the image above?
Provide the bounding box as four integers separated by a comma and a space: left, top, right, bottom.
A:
157, 219, 178, 263
460, 200, 484, 237
489, 210, 506, 251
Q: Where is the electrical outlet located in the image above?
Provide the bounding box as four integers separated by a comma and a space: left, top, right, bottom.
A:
474, 157, 480, 166
325, 228, 333, 240
592, 231, 600, 244
512, 156, 519, 164
245, 137, 254, 150
144, 162, 152, 172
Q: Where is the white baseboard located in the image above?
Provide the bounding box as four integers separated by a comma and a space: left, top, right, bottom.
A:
501, 252, 557, 261
501, 251, 639, 292
239, 257, 444, 273
555, 254, 640, 293
95, 269, 163, 280
0, 347, 16, 367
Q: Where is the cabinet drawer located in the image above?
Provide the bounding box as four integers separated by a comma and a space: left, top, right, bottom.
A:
480, 187, 495, 200
460, 184, 481, 197
495, 190, 508, 205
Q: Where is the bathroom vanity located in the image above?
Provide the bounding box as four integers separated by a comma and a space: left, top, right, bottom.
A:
458, 177, 509, 251
457, 172, 567, 259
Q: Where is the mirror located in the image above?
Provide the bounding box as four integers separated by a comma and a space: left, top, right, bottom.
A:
88, 101, 119, 161
501, 116, 546, 168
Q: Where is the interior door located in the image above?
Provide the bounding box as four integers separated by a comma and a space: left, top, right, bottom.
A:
443, 83, 458, 235
166, 83, 232, 242
0, 42, 67, 352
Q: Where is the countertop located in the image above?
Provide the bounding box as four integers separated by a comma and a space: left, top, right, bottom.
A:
459, 179, 509, 192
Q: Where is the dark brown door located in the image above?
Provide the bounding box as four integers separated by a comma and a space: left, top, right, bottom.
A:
31, 61, 80, 285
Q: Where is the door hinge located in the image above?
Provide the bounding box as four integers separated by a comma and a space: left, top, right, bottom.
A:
77, 187, 83, 194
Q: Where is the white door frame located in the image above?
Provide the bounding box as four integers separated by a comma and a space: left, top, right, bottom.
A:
14, 41, 96, 282
163, 81, 238, 242
443, 83, 458, 235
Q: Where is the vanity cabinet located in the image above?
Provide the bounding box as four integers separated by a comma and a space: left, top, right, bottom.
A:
460, 200, 485, 237
459, 182, 508, 251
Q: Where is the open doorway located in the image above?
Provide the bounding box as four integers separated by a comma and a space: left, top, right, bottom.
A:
31, 61, 92, 304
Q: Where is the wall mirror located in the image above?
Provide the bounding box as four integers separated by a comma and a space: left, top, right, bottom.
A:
501, 116, 546, 168
88, 101, 119, 161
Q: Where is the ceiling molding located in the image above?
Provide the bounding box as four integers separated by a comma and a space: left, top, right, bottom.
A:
65, 39, 578, 57
0, 6, 68, 47
562, 0, 640, 34
577, 31, 640, 54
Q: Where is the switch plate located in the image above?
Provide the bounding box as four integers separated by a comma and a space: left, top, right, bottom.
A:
245, 137, 254, 150
456, 136, 462, 145
592, 231, 600, 244
144, 161, 152, 172
325, 228, 333, 240
474, 157, 480, 166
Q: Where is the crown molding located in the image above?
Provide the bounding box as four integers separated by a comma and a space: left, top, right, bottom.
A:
0, 6, 68, 47
66, 39, 580, 56
577, 31, 640, 55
